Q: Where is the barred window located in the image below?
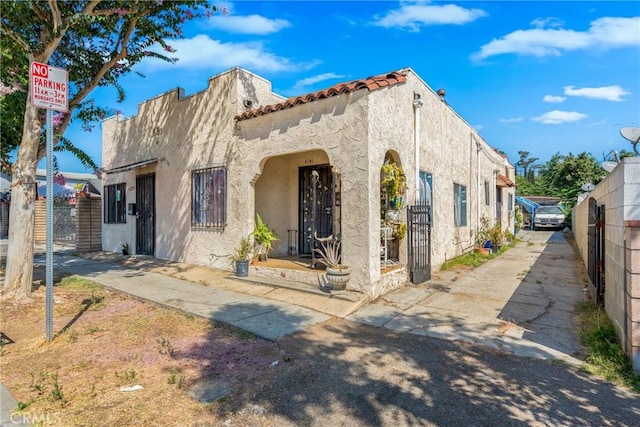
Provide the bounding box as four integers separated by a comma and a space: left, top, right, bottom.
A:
104, 183, 126, 224
454, 183, 467, 227
192, 167, 226, 228
484, 180, 490, 206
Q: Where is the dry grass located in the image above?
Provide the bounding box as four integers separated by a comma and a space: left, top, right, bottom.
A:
0, 275, 284, 426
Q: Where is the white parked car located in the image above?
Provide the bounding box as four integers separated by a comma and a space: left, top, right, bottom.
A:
533, 205, 565, 231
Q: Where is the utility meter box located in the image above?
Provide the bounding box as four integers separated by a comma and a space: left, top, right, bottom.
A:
127, 203, 136, 216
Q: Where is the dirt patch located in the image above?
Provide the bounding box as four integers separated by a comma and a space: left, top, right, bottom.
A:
0, 276, 285, 426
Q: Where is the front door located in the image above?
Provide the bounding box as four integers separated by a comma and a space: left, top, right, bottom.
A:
136, 174, 155, 255
299, 165, 333, 255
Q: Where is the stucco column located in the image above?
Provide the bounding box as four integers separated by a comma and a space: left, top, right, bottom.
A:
413, 94, 424, 203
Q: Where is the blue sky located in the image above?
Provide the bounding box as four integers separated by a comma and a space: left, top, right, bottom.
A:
55, 0, 640, 173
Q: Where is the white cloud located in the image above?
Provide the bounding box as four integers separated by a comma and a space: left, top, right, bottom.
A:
499, 117, 524, 123
207, 14, 291, 35
532, 110, 587, 124
563, 85, 630, 101
473, 16, 640, 60
530, 17, 564, 29
292, 73, 347, 91
146, 35, 310, 73
373, 3, 487, 31
543, 95, 566, 103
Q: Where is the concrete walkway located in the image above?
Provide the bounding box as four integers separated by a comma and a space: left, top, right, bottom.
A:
41, 230, 585, 364
49, 255, 340, 341
348, 230, 587, 364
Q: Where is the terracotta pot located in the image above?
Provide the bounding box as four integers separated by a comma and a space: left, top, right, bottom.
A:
477, 247, 490, 256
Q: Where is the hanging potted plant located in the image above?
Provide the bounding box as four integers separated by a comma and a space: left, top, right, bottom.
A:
381, 163, 408, 218
230, 236, 252, 277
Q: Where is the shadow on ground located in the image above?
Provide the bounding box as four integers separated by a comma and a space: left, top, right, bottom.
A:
180, 305, 640, 426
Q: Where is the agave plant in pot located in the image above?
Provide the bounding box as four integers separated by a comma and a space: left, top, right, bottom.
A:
230, 236, 252, 277
313, 235, 350, 290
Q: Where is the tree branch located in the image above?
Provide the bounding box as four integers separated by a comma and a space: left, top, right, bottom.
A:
81, 0, 102, 16
31, 2, 49, 22
67, 12, 145, 108
0, 25, 30, 51
48, 0, 63, 34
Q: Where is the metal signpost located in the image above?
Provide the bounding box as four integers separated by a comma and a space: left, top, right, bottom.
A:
29, 61, 68, 341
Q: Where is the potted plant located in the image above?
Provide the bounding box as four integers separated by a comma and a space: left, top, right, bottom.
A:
475, 215, 491, 256
392, 221, 407, 241
313, 237, 350, 290
230, 236, 252, 277
381, 163, 408, 213
120, 241, 130, 256
252, 213, 278, 261
488, 224, 504, 253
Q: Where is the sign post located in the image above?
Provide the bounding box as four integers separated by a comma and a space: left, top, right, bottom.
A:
30, 61, 68, 341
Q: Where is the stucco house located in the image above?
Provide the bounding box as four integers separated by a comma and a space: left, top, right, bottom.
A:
101, 67, 515, 298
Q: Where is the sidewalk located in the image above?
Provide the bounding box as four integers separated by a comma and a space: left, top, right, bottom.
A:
48, 254, 363, 341
43, 230, 586, 364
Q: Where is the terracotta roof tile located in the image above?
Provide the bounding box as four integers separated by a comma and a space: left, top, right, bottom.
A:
497, 174, 515, 187
235, 71, 407, 121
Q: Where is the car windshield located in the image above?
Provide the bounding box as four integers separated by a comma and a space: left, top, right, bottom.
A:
537, 206, 563, 215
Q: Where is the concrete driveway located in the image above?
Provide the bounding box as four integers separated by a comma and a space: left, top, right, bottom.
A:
349, 230, 587, 364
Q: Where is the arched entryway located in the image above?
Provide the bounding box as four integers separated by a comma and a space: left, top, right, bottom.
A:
380, 151, 407, 268
253, 149, 341, 263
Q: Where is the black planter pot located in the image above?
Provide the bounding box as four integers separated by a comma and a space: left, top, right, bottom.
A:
235, 260, 249, 277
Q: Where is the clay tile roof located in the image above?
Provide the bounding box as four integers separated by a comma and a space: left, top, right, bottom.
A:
235, 71, 408, 121
497, 174, 516, 188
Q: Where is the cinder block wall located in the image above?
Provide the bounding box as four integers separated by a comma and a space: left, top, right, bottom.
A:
573, 158, 640, 372
625, 222, 640, 371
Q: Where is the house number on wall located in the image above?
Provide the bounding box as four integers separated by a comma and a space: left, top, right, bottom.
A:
304, 158, 316, 165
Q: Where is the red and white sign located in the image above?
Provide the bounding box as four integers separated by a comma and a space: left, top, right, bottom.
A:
30, 62, 68, 112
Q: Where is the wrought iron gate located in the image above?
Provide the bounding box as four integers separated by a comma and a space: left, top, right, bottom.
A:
136, 174, 155, 255
408, 202, 431, 284
299, 165, 333, 255
587, 197, 605, 304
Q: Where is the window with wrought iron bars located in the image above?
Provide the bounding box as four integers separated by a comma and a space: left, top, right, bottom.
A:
192, 166, 227, 229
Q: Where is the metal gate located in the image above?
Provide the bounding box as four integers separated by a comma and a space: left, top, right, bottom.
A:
53, 204, 76, 246
408, 201, 431, 284
299, 165, 333, 255
587, 197, 605, 304
136, 174, 155, 255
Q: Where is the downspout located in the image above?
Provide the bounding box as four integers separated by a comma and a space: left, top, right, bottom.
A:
413, 93, 424, 203
474, 134, 481, 234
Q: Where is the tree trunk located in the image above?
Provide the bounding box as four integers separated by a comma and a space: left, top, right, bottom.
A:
4, 103, 42, 298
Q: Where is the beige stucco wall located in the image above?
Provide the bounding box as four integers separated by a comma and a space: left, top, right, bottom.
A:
102, 68, 284, 266
366, 72, 514, 277
237, 91, 372, 292
572, 157, 640, 370
102, 66, 515, 298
